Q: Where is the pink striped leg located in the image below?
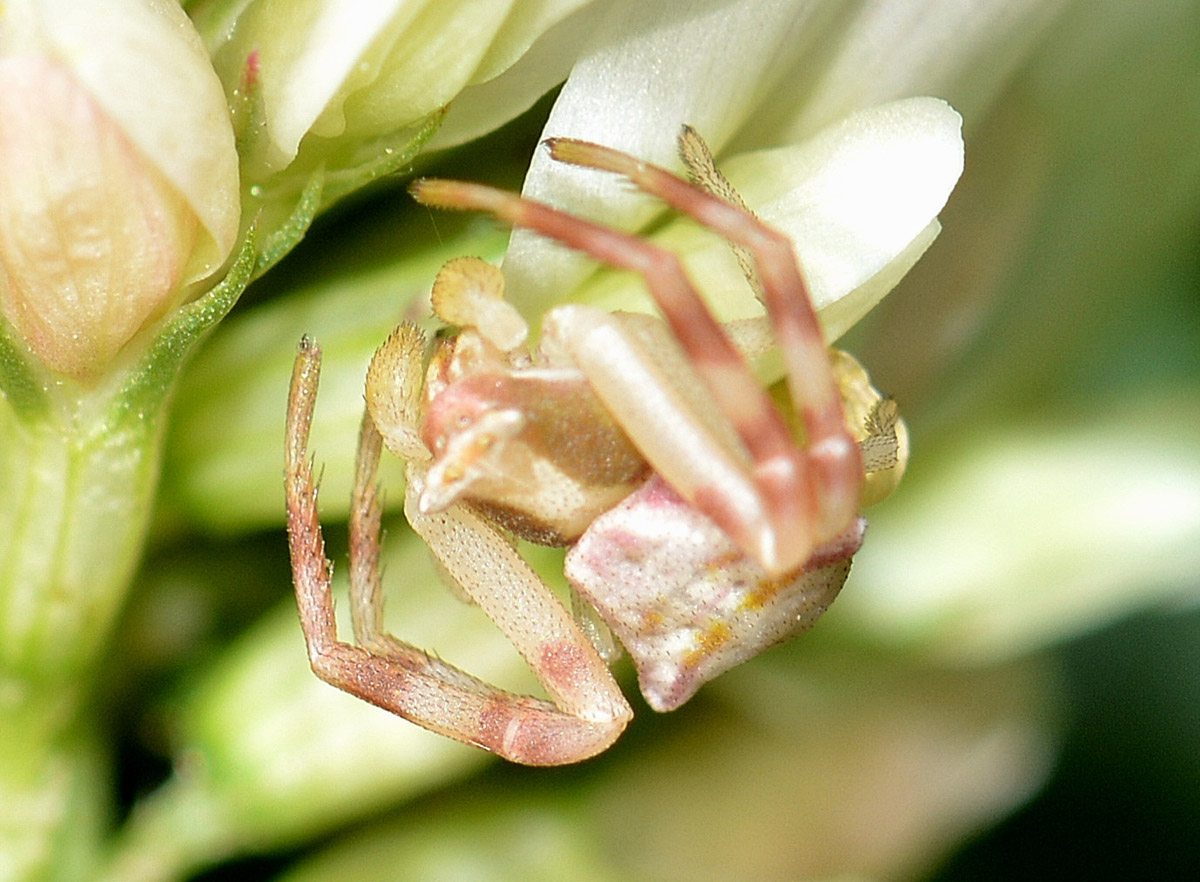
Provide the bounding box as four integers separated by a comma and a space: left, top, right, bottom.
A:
546, 136, 863, 552
285, 339, 630, 765
410, 173, 846, 576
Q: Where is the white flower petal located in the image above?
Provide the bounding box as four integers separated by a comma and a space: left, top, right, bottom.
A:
737, 0, 1070, 149
727, 96, 963, 322
228, 0, 600, 169
559, 98, 963, 347
429, 1, 606, 151
236, 0, 415, 163
314, 1, 528, 142
503, 0, 1060, 315
469, 0, 599, 85
504, 0, 830, 312
818, 219, 939, 342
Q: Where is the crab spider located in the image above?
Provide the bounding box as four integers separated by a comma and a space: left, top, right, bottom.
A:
285, 130, 905, 765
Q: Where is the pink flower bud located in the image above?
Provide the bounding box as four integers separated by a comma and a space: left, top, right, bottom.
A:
0, 56, 198, 378
0, 0, 239, 381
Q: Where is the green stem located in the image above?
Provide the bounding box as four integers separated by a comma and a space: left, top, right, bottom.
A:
0, 401, 158, 881
0, 230, 256, 881
0, 412, 159, 678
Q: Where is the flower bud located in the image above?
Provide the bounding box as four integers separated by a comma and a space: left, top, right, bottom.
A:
195, 0, 594, 180
0, 0, 238, 380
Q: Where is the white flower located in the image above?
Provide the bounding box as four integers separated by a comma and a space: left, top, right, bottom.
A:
192, 0, 597, 178
496, 0, 1063, 326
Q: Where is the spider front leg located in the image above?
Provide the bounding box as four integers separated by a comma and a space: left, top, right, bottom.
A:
412, 150, 859, 577
285, 338, 631, 765
546, 137, 863, 544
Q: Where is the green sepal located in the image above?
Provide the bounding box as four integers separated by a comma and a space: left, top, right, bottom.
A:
0, 320, 47, 424
244, 108, 446, 281
107, 225, 259, 437
317, 107, 447, 209
253, 171, 325, 279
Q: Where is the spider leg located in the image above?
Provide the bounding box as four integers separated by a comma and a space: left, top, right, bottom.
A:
410, 178, 840, 576
348, 407, 387, 646
546, 136, 863, 550
540, 304, 793, 573
286, 339, 630, 765
403, 468, 632, 738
